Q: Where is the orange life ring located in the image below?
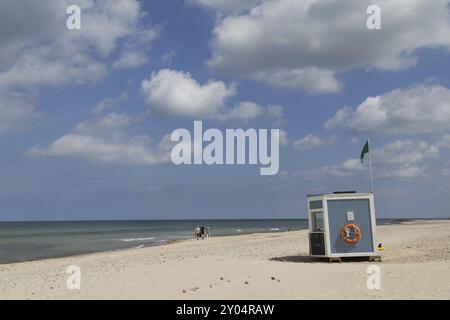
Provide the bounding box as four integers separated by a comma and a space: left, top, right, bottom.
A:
341, 224, 361, 244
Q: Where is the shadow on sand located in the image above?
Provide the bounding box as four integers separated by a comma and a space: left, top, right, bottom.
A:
270, 255, 323, 263
271, 255, 371, 263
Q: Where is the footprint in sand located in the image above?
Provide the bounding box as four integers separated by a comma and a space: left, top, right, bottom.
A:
192, 278, 233, 292
270, 276, 281, 283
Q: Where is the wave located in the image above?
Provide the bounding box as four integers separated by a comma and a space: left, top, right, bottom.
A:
270, 228, 280, 231
118, 237, 155, 242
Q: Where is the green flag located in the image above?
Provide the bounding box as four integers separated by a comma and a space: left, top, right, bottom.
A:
360, 140, 370, 163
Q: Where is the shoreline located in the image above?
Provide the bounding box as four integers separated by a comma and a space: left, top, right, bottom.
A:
0, 219, 310, 265
1, 220, 449, 299
0, 229, 300, 267
0, 218, 435, 266
0, 238, 188, 267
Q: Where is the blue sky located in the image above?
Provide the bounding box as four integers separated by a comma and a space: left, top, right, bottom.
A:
1, 0, 450, 220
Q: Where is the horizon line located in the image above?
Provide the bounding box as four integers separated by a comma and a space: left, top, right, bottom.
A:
0, 217, 445, 223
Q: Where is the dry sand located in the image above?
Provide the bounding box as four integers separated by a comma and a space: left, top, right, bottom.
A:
0, 220, 449, 300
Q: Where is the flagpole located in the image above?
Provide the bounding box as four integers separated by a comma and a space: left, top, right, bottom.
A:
368, 139, 374, 193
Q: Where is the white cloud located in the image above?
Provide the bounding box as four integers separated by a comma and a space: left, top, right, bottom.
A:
254, 68, 341, 94
141, 69, 236, 118
207, 0, 450, 92
371, 140, 438, 179
292, 134, 323, 151
289, 140, 439, 180
0, 0, 158, 89
0, 1, 158, 140
0, 49, 108, 88
141, 69, 283, 123
373, 140, 439, 167
292, 134, 338, 151
218, 101, 283, 124
265, 105, 283, 125
218, 101, 263, 121
284, 160, 362, 180
161, 50, 176, 65
279, 130, 288, 146
27, 112, 170, 166
91, 93, 128, 115
325, 85, 450, 135
0, 0, 61, 66
113, 51, 149, 70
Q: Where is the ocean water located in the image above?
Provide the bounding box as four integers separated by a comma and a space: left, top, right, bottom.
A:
0, 219, 395, 264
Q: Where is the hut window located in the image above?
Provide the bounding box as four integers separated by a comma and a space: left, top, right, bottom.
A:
312, 212, 324, 232
309, 200, 323, 210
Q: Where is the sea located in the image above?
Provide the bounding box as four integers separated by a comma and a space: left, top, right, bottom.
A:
0, 219, 398, 264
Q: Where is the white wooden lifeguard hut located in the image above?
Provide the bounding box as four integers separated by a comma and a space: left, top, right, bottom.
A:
307, 191, 380, 262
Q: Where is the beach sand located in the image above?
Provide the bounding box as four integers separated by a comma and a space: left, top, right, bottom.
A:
0, 220, 449, 300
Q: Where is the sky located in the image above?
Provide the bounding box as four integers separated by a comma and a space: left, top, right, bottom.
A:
1, 0, 450, 221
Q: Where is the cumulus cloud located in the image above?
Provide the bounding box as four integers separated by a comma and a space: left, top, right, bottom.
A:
0, 0, 158, 140
218, 101, 263, 121
281, 158, 363, 180
292, 134, 324, 151
288, 140, 439, 180
292, 134, 337, 151
0, 0, 158, 89
373, 140, 439, 167
253, 68, 341, 94
113, 51, 149, 70
265, 105, 284, 125
91, 93, 128, 115
207, 0, 450, 92
325, 85, 450, 135
368, 140, 438, 179
141, 69, 236, 118
27, 106, 170, 166
141, 69, 283, 123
